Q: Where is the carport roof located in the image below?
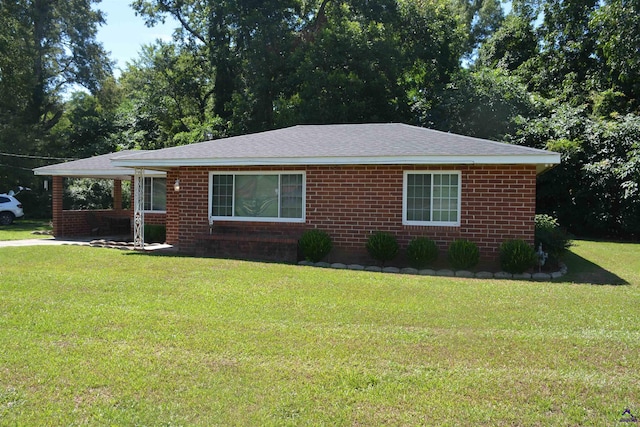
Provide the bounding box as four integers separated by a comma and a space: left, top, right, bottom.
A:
33, 151, 165, 179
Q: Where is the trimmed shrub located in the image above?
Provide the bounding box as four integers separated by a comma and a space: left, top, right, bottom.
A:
499, 239, 537, 274
366, 231, 399, 265
299, 229, 333, 262
406, 237, 439, 269
535, 214, 572, 263
144, 224, 166, 243
448, 239, 479, 270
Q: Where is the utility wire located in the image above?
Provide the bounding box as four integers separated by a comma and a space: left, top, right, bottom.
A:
0, 152, 77, 161
0, 162, 38, 171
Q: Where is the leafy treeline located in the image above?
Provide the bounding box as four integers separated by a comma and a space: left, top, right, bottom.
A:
0, 0, 638, 237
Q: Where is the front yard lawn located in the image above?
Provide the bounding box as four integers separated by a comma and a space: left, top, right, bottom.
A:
0, 241, 638, 425
0, 219, 52, 241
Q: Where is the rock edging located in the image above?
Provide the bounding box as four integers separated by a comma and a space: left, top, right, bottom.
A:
298, 260, 568, 281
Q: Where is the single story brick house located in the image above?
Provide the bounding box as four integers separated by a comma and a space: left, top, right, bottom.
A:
35, 123, 560, 264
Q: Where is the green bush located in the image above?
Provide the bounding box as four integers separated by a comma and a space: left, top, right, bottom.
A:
535, 214, 572, 263
499, 239, 537, 274
366, 231, 399, 265
448, 239, 479, 270
144, 224, 166, 243
299, 229, 333, 262
406, 237, 439, 269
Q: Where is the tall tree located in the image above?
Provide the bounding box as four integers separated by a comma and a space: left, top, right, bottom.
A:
455, 0, 505, 56
0, 0, 112, 131
476, 14, 538, 71
117, 42, 223, 149
132, 0, 241, 121
527, 0, 599, 103
416, 69, 536, 140
0, 0, 112, 191
591, 0, 640, 110
49, 91, 117, 159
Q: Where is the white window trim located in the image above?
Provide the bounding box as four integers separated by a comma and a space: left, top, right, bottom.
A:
143, 177, 167, 213
402, 170, 461, 227
208, 171, 306, 223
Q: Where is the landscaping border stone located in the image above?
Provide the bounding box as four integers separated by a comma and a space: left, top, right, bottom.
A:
298, 260, 568, 281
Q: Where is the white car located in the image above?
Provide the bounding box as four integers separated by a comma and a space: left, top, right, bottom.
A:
0, 193, 25, 225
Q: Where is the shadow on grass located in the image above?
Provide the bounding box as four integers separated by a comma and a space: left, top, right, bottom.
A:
562, 250, 628, 285
124, 245, 630, 286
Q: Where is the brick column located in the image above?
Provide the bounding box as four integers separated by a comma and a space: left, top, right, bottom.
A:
113, 179, 122, 211
165, 169, 180, 245
52, 176, 63, 237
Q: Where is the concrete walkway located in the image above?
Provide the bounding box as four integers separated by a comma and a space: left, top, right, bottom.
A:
0, 237, 173, 251
0, 237, 91, 247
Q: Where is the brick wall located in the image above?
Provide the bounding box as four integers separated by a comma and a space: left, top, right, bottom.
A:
168, 164, 537, 263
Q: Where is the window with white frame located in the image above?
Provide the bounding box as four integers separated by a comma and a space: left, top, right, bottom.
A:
143, 177, 166, 212
403, 171, 460, 226
209, 172, 305, 222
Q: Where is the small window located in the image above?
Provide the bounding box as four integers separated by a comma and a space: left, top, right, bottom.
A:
209, 172, 305, 222
144, 177, 166, 212
403, 171, 460, 226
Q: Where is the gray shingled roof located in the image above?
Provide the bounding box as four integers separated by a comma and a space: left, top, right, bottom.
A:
33, 151, 165, 179
34, 124, 560, 178
112, 124, 559, 172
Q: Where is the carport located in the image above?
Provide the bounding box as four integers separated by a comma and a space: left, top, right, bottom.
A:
34, 151, 166, 248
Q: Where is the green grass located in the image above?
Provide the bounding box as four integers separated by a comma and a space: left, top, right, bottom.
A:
0, 241, 638, 425
0, 219, 52, 240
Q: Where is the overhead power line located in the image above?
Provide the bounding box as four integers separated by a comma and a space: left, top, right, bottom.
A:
0, 152, 77, 161
0, 162, 38, 172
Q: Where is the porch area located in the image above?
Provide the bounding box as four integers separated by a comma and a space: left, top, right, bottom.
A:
34, 151, 167, 245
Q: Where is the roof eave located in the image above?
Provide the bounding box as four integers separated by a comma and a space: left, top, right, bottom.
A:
112, 154, 561, 170
33, 168, 166, 179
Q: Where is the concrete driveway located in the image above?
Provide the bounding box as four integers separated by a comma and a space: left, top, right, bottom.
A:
0, 238, 91, 248
0, 237, 173, 251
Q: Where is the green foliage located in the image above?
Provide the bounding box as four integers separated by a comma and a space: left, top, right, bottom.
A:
144, 224, 166, 243
49, 92, 117, 158
406, 237, 439, 269
417, 69, 536, 140
0, 0, 112, 196
590, 0, 640, 104
477, 14, 537, 71
535, 214, 572, 263
526, 109, 640, 238
63, 178, 113, 210
448, 239, 480, 270
299, 229, 333, 262
499, 239, 537, 274
366, 231, 399, 265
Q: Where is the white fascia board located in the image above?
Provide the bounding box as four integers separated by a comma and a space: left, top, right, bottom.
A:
33, 168, 166, 178
112, 154, 561, 168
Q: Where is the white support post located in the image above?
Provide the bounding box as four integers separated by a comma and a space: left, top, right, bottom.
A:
133, 168, 145, 249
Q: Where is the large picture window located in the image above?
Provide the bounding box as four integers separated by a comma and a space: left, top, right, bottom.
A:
209, 172, 305, 222
403, 171, 460, 226
144, 177, 166, 212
